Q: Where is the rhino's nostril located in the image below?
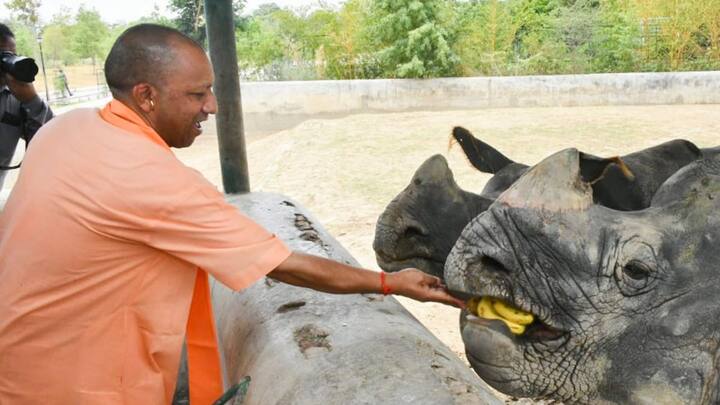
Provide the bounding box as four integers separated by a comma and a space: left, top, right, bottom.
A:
481, 255, 510, 274
402, 224, 427, 239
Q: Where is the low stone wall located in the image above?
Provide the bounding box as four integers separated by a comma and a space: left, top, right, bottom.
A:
240, 71, 720, 135
207, 192, 501, 404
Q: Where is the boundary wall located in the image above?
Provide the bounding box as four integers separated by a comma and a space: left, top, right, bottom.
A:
240, 71, 720, 135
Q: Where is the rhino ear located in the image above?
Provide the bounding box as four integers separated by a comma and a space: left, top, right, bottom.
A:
450, 127, 514, 173
411, 154, 459, 188
579, 153, 635, 184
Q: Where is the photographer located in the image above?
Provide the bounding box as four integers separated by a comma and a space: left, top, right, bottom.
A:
0, 23, 53, 190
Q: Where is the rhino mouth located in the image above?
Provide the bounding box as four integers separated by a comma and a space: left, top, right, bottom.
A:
457, 295, 569, 397
461, 296, 566, 343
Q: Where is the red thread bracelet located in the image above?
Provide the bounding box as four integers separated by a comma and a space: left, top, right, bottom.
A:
380, 272, 393, 295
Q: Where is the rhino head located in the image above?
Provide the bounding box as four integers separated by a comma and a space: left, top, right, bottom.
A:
373, 128, 528, 278
373, 154, 496, 278
445, 149, 720, 404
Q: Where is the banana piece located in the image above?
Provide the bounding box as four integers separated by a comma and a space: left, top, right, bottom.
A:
477, 297, 526, 335
466, 297, 481, 315
491, 299, 534, 326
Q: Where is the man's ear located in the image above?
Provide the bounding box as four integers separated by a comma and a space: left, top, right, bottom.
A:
131, 83, 156, 113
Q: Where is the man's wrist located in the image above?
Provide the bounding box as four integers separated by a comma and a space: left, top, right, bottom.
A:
379, 271, 394, 295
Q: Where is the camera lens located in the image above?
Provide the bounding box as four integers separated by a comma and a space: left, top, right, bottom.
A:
0, 52, 39, 83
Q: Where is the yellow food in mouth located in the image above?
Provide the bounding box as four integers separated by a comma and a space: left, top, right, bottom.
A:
467, 297, 535, 335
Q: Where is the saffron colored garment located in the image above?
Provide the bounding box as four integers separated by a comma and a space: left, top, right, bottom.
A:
0, 101, 291, 404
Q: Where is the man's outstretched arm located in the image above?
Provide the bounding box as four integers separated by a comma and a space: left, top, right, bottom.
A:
269, 251, 465, 308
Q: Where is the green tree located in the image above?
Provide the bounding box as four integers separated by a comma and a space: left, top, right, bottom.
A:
5, 22, 35, 56
42, 11, 78, 65
236, 16, 285, 68
235, 6, 339, 80
367, 0, 459, 78
170, 0, 246, 47
5, 0, 41, 27
5, 0, 41, 57
69, 7, 109, 65
505, 0, 569, 74
589, 0, 641, 72
319, 0, 377, 79
452, 0, 517, 75
252, 3, 281, 17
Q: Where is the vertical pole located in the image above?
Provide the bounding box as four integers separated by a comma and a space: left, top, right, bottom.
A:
204, 0, 250, 194
37, 35, 49, 102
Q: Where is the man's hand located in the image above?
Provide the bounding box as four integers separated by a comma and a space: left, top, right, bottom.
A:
270, 252, 466, 308
387, 268, 466, 308
5, 73, 38, 103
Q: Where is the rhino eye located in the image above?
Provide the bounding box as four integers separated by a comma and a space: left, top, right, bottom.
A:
623, 260, 651, 280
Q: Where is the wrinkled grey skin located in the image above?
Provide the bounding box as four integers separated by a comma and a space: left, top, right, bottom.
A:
445, 149, 720, 404
374, 127, 703, 280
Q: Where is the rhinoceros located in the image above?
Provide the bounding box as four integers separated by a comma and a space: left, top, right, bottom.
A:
374, 126, 704, 280
445, 148, 720, 404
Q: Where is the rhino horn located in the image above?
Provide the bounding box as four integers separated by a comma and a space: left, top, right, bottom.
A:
412, 154, 459, 189
497, 148, 594, 212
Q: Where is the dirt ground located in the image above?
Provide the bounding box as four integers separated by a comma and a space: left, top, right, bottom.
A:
172, 104, 720, 363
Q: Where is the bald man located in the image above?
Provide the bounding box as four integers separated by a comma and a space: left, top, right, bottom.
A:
0, 24, 462, 404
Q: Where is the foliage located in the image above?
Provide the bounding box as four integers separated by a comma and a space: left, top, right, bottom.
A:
169, 0, 206, 45
43, 21, 76, 65
365, 0, 459, 78
452, 0, 519, 75
635, 0, 720, 71
320, 0, 379, 79
5, 0, 41, 27
4, 22, 35, 56
7, 0, 720, 81
68, 7, 109, 64
589, 0, 642, 72
169, 0, 246, 47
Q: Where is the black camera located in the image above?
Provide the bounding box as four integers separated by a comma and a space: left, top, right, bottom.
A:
0, 51, 38, 83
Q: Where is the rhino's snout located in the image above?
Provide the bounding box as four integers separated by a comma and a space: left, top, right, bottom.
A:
446, 247, 515, 296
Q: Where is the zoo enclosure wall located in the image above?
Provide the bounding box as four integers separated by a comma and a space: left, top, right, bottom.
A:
239, 71, 720, 135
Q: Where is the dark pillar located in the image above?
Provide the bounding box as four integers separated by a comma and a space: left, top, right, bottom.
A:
205, 0, 250, 193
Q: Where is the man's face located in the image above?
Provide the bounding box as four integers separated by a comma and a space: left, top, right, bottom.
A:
152, 42, 217, 148
0, 36, 17, 87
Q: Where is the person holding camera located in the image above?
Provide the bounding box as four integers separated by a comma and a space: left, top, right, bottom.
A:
0, 23, 53, 189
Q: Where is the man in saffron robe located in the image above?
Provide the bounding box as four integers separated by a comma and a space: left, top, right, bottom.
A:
0, 24, 463, 404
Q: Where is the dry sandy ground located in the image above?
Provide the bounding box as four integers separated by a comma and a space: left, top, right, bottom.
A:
172, 104, 720, 364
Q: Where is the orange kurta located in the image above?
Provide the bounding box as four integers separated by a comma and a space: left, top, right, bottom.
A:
0, 101, 291, 404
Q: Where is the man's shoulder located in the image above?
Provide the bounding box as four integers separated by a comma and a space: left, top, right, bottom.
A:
33, 108, 176, 165
39, 108, 98, 129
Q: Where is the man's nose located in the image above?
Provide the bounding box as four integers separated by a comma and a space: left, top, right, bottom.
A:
203, 93, 218, 114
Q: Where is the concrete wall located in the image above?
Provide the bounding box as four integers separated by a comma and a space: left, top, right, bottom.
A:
174, 193, 503, 404
204, 193, 502, 404
240, 71, 720, 135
